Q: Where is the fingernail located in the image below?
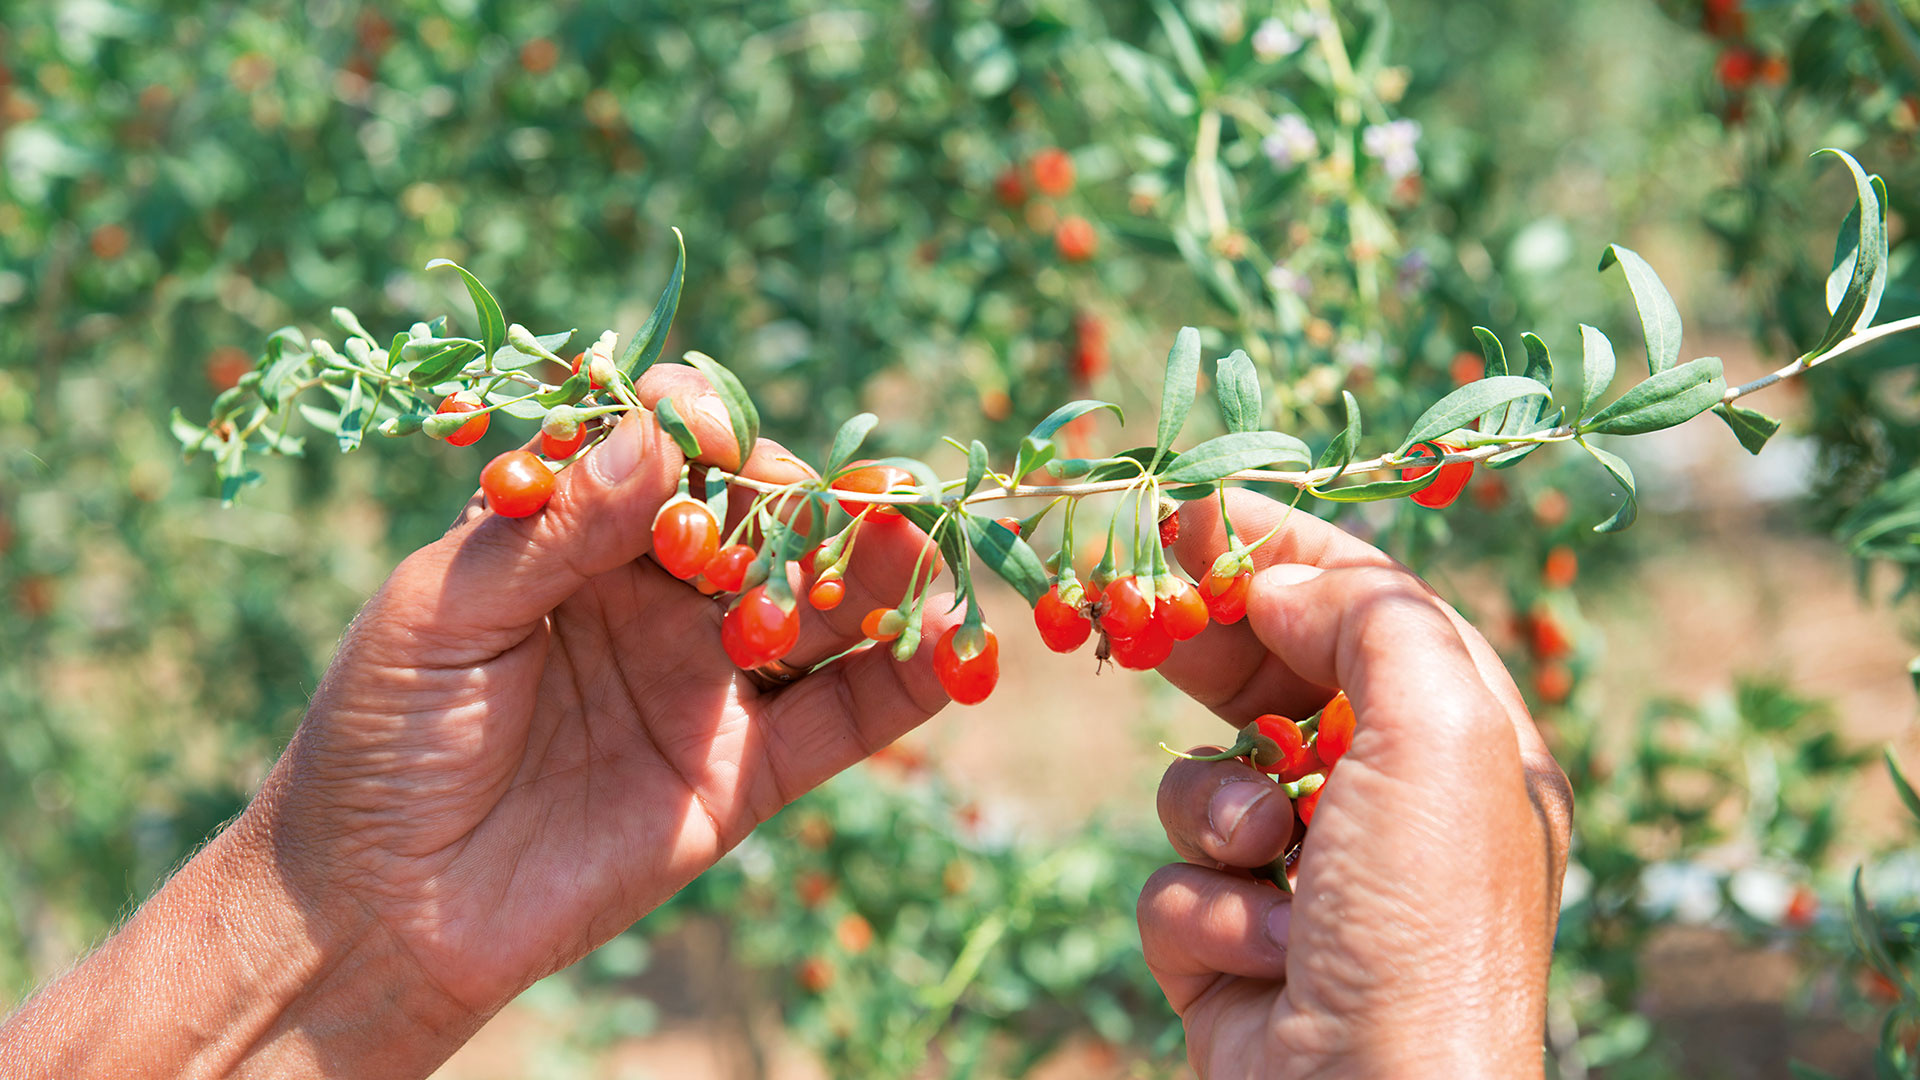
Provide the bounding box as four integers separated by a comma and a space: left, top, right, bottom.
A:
589, 412, 645, 485
695, 393, 730, 431
1207, 780, 1270, 849
1262, 563, 1323, 587
1265, 900, 1292, 951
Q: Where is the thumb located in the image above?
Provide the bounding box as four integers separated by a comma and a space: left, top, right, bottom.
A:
386, 408, 687, 646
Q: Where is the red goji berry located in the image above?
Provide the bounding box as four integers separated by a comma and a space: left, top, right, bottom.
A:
651, 497, 721, 580
1034, 584, 1092, 653
435, 392, 489, 447
479, 450, 556, 518
1400, 443, 1472, 509
934, 625, 1000, 705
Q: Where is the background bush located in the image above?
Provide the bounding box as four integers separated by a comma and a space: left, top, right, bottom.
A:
4, 0, 1919, 1075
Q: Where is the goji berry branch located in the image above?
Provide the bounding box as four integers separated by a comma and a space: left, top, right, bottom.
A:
175, 149, 1897, 704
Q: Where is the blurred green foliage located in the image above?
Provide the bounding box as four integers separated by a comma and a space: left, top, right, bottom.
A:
4, 0, 1919, 1075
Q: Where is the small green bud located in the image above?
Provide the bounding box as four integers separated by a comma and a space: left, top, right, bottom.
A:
541, 404, 581, 440
891, 622, 922, 662
380, 414, 427, 437
422, 413, 468, 439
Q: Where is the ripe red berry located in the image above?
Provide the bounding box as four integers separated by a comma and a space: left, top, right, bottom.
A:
1528, 609, 1572, 660
934, 625, 1000, 705
722, 585, 800, 668
1030, 148, 1075, 196
569, 351, 605, 391
1315, 691, 1355, 766
1158, 510, 1180, 547
861, 607, 904, 642
995, 516, 1022, 536
1759, 55, 1788, 86
796, 956, 834, 993
651, 498, 721, 580
1717, 47, 1758, 90
1543, 545, 1578, 590
1401, 443, 1473, 509
704, 544, 755, 593
1202, 570, 1251, 624
1034, 584, 1092, 653
1702, 0, 1745, 37
1252, 714, 1317, 779
1534, 662, 1573, 705
993, 167, 1028, 208
1154, 579, 1209, 641
1073, 311, 1109, 380
808, 577, 845, 611
1449, 350, 1482, 387
479, 450, 555, 518
832, 460, 914, 517
540, 428, 584, 459
1107, 619, 1174, 670
1099, 575, 1154, 639
205, 346, 253, 392
435, 392, 490, 447
1054, 215, 1097, 262
1784, 886, 1818, 929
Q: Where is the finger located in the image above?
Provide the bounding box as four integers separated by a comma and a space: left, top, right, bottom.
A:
636, 365, 747, 471
1158, 490, 1403, 724
1155, 756, 1295, 869
1137, 863, 1291, 1014
1241, 562, 1515, 776
385, 408, 687, 651
781, 512, 941, 668
753, 598, 965, 802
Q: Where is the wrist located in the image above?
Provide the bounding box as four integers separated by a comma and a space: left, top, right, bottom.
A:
1, 793, 484, 1079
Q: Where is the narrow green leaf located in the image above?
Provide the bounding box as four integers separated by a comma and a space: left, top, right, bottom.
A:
1162, 431, 1313, 484
654, 397, 703, 458
621, 226, 687, 374
963, 514, 1049, 605
964, 440, 990, 498
257, 328, 311, 408
1578, 324, 1617, 420
406, 340, 483, 387
337, 375, 365, 453
170, 409, 209, 456
900, 506, 972, 599
1152, 327, 1203, 468
1013, 436, 1057, 482
535, 374, 588, 407
682, 351, 760, 468
1714, 402, 1781, 455
1214, 349, 1262, 433
1086, 447, 1159, 483
297, 403, 342, 434
1580, 440, 1637, 533
1150, 0, 1210, 91
1473, 327, 1514, 433
1398, 376, 1551, 452
1849, 868, 1899, 979
1030, 400, 1124, 443
1598, 244, 1683, 375
1315, 391, 1362, 474
1886, 748, 1920, 825
825, 412, 879, 475
426, 259, 506, 361
1582, 357, 1726, 437
1810, 149, 1887, 356
1501, 332, 1555, 436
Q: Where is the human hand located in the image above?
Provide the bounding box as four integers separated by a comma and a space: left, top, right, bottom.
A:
1136, 490, 1573, 1078
235, 369, 957, 1061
